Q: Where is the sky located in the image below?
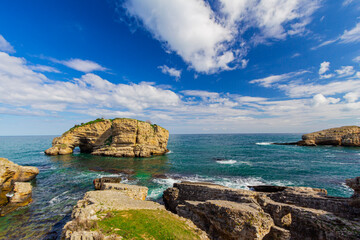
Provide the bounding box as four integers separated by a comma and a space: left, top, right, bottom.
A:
1, 0, 360, 135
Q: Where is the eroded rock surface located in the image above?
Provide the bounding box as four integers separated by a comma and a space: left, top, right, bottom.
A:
276, 126, 360, 147
164, 179, 360, 240
0, 157, 39, 216
45, 118, 169, 157
62, 179, 208, 240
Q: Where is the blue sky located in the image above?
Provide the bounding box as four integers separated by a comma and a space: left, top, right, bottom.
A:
1, 0, 360, 135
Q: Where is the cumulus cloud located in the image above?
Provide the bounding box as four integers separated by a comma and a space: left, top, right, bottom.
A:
0, 52, 179, 113
344, 92, 359, 103
158, 65, 181, 80
122, 0, 319, 73
0, 35, 15, 53
52, 58, 107, 72
312, 93, 340, 107
319, 61, 330, 75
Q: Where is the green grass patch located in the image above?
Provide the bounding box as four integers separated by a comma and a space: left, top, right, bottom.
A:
95, 209, 201, 240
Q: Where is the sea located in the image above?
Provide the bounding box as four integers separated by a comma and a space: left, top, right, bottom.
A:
0, 134, 359, 239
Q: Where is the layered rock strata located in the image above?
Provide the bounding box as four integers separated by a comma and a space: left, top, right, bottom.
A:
0, 157, 39, 216
45, 118, 169, 157
275, 126, 360, 147
163, 178, 360, 240
62, 178, 208, 240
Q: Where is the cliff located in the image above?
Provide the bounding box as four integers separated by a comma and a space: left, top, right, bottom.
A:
45, 118, 169, 157
163, 177, 360, 240
0, 158, 39, 216
275, 126, 360, 147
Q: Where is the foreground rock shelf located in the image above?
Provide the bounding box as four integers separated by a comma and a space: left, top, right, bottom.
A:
62, 177, 208, 240
0, 157, 39, 216
45, 118, 169, 158
163, 178, 360, 240
63, 176, 360, 240
275, 126, 360, 147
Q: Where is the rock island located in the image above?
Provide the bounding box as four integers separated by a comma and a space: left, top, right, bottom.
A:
45, 118, 169, 158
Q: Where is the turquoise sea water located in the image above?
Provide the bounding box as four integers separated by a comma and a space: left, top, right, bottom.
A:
0, 134, 360, 239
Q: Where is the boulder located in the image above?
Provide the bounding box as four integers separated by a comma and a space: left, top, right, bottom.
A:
0, 158, 39, 216
45, 118, 169, 157
93, 177, 122, 190
164, 180, 360, 240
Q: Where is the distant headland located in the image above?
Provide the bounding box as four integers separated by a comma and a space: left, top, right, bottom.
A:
275, 126, 360, 147
45, 118, 169, 157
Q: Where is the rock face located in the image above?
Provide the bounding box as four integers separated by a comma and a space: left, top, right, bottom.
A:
62, 178, 208, 240
164, 180, 360, 240
276, 126, 360, 147
45, 118, 169, 157
0, 157, 39, 216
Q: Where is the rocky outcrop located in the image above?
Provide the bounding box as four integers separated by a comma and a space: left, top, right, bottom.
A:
62, 178, 208, 240
0, 157, 39, 216
45, 118, 169, 157
276, 126, 360, 147
163, 179, 360, 240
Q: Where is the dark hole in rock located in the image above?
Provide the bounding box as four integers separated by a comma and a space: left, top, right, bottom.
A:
248, 185, 287, 192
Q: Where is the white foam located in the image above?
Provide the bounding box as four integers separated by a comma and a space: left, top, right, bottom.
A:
256, 142, 273, 146
216, 160, 236, 164
166, 150, 173, 154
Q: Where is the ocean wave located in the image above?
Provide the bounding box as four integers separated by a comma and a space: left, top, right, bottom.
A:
166, 150, 173, 154
256, 142, 273, 146
216, 160, 236, 164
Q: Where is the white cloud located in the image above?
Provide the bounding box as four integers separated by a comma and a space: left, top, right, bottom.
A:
249, 71, 307, 87
158, 65, 181, 80
0, 35, 15, 53
340, 23, 360, 44
319, 61, 330, 75
353, 56, 360, 62
313, 23, 360, 49
335, 66, 355, 77
29, 64, 60, 73
344, 92, 358, 103
343, 0, 354, 6
0, 52, 179, 114
123, 0, 319, 73
312, 93, 340, 107
52, 58, 107, 72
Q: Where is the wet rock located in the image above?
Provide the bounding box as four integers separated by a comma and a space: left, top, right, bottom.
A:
45, 118, 169, 158
0, 157, 39, 216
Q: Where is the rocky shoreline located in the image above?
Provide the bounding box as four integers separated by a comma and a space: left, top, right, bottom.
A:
45, 118, 169, 158
275, 126, 360, 147
62, 176, 360, 240
0, 158, 39, 216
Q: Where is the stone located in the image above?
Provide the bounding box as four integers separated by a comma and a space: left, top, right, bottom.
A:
346, 176, 360, 198
177, 200, 273, 240
93, 177, 122, 190
164, 180, 360, 240
62, 183, 208, 240
0, 158, 39, 216
275, 126, 360, 147
45, 118, 169, 158
93, 177, 148, 200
